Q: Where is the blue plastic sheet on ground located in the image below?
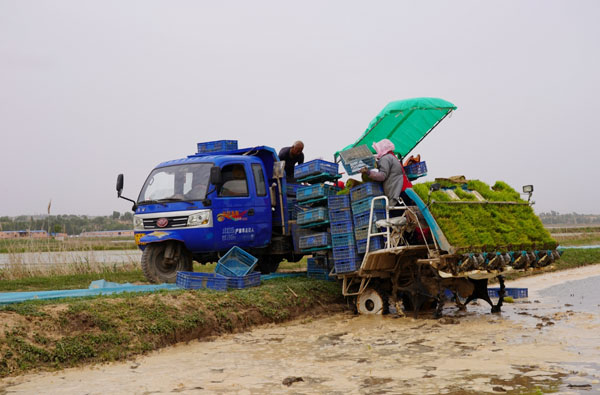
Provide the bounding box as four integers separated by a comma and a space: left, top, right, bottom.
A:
261, 272, 306, 281
557, 245, 600, 250
0, 280, 179, 305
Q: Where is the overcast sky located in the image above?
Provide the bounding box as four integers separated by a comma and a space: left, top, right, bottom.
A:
1, 1, 598, 216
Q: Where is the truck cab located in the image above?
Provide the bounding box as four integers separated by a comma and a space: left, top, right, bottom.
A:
116, 144, 301, 283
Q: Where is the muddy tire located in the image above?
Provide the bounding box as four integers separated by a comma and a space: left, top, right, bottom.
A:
356, 288, 385, 315
141, 242, 192, 283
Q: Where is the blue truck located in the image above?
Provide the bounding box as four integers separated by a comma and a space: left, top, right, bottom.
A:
116, 143, 303, 283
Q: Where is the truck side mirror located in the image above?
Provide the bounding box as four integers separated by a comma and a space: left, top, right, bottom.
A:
210, 166, 223, 186
430, 183, 441, 192
116, 174, 124, 197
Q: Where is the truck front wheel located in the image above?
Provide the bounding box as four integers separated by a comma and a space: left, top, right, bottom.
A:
141, 242, 192, 283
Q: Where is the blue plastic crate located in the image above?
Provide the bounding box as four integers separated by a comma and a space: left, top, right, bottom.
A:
353, 210, 387, 228
332, 245, 359, 261
329, 208, 352, 223
286, 183, 301, 196
354, 224, 378, 241
350, 182, 384, 203
330, 220, 354, 235
225, 272, 261, 289
296, 184, 340, 202
331, 232, 355, 248
176, 272, 228, 291
356, 237, 385, 253
338, 145, 376, 175
294, 159, 339, 179
299, 232, 331, 250
334, 258, 362, 274
307, 257, 334, 281
488, 287, 528, 299
216, 246, 258, 277
328, 194, 351, 210
404, 161, 427, 180
197, 140, 238, 154
351, 196, 387, 215
297, 207, 329, 225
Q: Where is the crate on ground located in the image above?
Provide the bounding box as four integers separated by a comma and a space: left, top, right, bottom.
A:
297, 207, 329, 225
351, 196, 387, 215
197, 140, 238, 154
176, 272, 228, 291
354, 224, 378, 241
225, 272, 261, 289
328, 194, 351, 210
488, 287, 528, 299
299, 232, 331, 250
350, 182, 384, 202
353, 210, 387, 228
329, 208, 352, 223
334, 258, 362, 274
338, 145, 376, 175
331, 232, 355, 248
404, 161, 427, 180
330, 220, 354, 235
216, 246, 258, 277
296, 184, 340, 202
332, 245, 360, 262
356, 236, 385, 253
294, 159, 339, 179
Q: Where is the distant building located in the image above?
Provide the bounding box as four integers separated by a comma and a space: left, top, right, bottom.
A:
79, 230, 134, 238
0, 230, 49, 239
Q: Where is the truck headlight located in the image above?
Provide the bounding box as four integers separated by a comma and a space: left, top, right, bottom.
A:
133, 216, 144, 230
187, 210, 212, 227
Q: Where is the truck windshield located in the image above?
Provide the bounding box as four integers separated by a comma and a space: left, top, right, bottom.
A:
138, 163, 212, 203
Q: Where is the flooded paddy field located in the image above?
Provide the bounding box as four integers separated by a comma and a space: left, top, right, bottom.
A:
2, 266, 600, 394
0, 250, 141, 268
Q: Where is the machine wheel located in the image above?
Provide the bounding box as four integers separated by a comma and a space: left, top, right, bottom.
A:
141, 242, 192, 283
356, 288, 385, 315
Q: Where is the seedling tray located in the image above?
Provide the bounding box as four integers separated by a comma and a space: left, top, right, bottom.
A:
197, 140, 238, 154
296, 184, 340, 202
294, 159, 339, 179
329, 208, 352, 223
351, 196, 387, 215
330, 220, 354, 235
299, 232, 331, 250
356, 236, 385, 253
353, 210, 387, 228
176, 272, 228, 291
328, 195, 351, 211
225, 272, 261, 289
350, 182, 383, 203
216, 246, 258, 277
297, 207, 329, 225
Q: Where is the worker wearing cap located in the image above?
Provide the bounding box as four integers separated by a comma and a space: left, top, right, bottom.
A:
278, 141, 304, 182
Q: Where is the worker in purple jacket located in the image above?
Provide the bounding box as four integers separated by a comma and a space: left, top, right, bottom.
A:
278, 141, 304, 182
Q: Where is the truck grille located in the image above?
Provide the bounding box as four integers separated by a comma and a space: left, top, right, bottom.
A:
143, 216, 189, 229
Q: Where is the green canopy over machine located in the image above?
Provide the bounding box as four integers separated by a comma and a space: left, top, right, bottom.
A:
335, 97, 456, 159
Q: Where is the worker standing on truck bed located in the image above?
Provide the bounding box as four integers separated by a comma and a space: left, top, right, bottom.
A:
278, 141, 304, 182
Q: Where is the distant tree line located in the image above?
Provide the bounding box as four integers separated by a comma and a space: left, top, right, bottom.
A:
0, 212, 133, 235
539, 211, 600, 226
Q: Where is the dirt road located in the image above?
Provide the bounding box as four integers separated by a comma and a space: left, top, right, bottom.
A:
2, 266, 600, 394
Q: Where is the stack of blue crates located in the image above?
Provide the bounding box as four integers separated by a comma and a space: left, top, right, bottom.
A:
328, 194, 361, 274
307, 255, 334, 281
350, 183, 386, 254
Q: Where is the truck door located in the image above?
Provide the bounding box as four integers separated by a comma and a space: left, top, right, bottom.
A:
213, 162, 271, 249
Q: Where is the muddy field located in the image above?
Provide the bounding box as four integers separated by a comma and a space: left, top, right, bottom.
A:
2, 266, 599, 394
